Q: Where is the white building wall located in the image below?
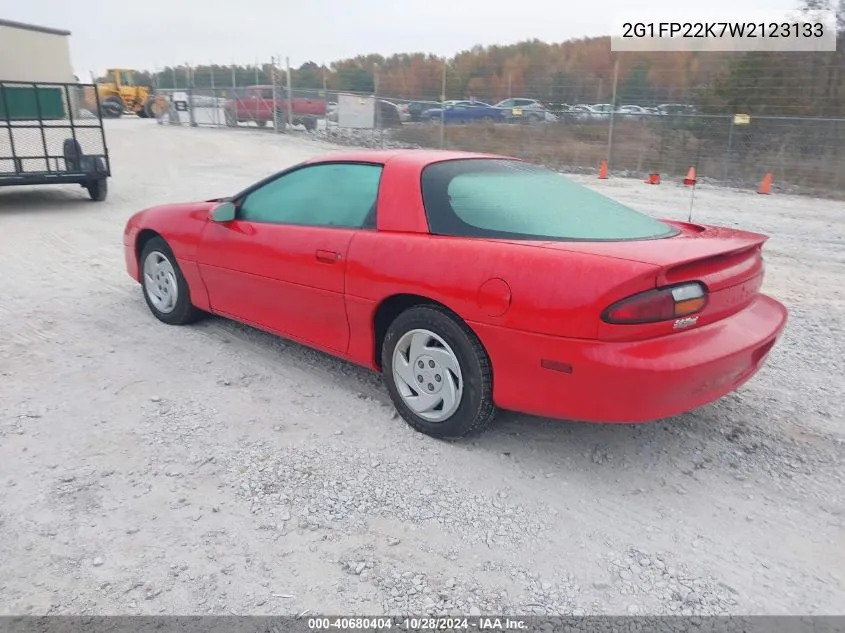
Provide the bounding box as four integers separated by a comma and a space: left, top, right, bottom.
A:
0, 21, 75, 83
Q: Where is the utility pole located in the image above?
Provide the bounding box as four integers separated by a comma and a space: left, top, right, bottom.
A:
606, 56, 620, 170
286, 57, 293, 132
440, 60, 447, 149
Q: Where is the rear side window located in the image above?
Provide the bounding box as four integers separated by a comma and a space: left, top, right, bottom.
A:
420, 159, 677, 241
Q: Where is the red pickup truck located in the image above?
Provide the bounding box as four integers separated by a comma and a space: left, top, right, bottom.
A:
223, 85, 326, 130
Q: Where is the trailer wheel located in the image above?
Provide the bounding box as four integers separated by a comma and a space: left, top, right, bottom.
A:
85, 157, 108, 202
86, 178, 108, 201
101, 97, 124, 118
62, 138, 83, 172
302, 116, 317, 131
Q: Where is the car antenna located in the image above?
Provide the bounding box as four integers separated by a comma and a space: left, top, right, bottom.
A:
687, 180, 697, 223
688, 138, 704, 223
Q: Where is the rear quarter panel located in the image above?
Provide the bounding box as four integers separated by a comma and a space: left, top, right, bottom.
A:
346, 233, 660, 339
344, 154, 662, 363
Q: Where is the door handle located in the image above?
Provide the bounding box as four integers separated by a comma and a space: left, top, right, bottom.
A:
315, 249, 341, 263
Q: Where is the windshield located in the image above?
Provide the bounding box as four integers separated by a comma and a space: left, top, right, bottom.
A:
420, 159, 677, 241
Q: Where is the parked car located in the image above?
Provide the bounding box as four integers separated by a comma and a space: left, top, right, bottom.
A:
566, 104, 607, 121
616, 105, 652, 116
420, 100, 506, 124
123, 149, 788, 439
406, 100, 441, 122
493, 98, 558, 122
657, 103, 697, 116
616, 105, 655, 120
222, 85, 326, 130
591, 103, 616, 118
544, 103, 572, 115
377, 99, 406, 126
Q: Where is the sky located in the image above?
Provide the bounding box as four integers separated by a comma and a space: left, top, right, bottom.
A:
5, 0, 803, 77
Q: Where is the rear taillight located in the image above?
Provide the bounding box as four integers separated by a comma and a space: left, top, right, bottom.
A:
602, 282, 708, 324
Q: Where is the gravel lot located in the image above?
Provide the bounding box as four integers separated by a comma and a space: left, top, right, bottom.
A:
0, 119, 843, 617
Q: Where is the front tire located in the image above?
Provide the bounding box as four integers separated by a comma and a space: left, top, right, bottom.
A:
382, 305, 496, 439
139, 237, 202, 325
101, 96, 124, 118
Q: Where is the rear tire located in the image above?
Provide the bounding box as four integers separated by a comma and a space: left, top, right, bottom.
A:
101, 96, 124, 118
139, 237, 203, 325
382, 305, 496, 439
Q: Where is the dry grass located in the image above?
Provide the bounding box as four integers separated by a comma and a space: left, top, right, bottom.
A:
393, 119, 845, 198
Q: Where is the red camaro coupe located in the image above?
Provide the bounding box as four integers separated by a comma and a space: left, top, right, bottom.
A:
124, 150, 787, 438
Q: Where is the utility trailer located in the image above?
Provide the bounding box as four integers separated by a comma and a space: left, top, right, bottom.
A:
0, 80, 111, 201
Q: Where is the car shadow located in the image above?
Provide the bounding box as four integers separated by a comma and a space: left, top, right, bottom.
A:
189, 314, 838, 487
0, 186, 96, 213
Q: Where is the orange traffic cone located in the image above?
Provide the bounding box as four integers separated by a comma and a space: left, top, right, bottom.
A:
758, 172, 772, 194
645, 173, 661, 185
598, 160, 608, 179
683, 166, 696, 186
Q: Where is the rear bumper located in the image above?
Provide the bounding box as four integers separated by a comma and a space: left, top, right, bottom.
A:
471, 294, 788, 423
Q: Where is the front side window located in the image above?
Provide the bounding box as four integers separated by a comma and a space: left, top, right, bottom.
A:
420, 159, 677, 241
239, 163, 382, 228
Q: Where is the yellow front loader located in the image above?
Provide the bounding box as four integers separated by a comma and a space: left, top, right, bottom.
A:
91, 68, 160, 118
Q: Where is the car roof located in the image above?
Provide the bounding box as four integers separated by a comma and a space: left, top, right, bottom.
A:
305, 149, 517, 168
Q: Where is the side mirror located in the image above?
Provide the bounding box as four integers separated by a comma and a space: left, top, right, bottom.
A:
210, 201, 236, 222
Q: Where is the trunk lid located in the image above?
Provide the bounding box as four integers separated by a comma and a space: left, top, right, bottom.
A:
493, 220, 769, 340
494, 221, 765, 286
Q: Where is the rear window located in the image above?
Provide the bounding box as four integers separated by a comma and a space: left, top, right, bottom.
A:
420, 159, 677, 241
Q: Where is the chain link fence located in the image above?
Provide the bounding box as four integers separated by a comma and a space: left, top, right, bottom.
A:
148, 59, 845, 198
391, 111, 845, 195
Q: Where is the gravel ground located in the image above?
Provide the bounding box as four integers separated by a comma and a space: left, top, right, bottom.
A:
0, 119, 843, 617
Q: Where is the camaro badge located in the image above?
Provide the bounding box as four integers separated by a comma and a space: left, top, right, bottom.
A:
673, 316, 699, 330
